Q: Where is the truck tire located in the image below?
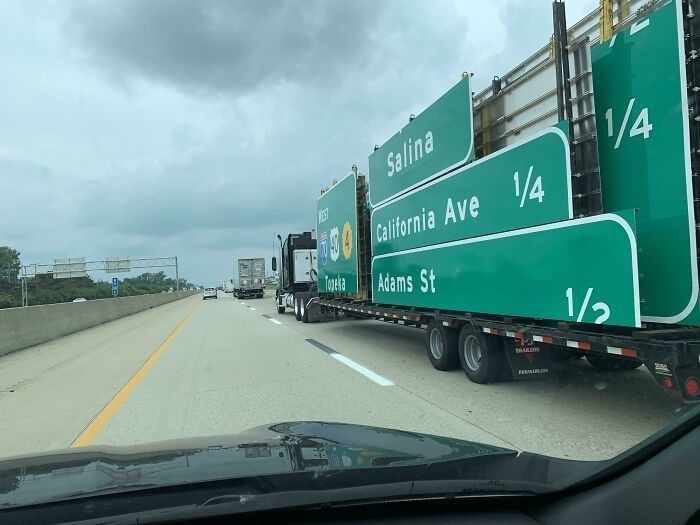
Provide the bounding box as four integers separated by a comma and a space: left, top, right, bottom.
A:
301, 294, 310, 323
277, 305, 285, 314
425, 320, 458, 371
586, 354, 643, 371
458, 325, 505, 384
294, 296, 302, 321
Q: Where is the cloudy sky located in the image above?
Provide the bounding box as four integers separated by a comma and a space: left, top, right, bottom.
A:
0, 0, 597, 285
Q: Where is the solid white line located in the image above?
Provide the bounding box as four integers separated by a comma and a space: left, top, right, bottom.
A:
268, 318, 282, 325
330, 354, 394, 386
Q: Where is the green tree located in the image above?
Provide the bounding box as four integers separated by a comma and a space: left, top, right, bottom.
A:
0, 246, 20, 286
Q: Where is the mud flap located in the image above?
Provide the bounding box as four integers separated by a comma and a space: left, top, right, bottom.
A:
643, 358, 700, 402
503, 339, 553, 380
306, 295, 322, 323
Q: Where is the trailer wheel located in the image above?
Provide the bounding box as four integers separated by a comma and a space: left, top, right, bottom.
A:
458, 325, 505, 384
586, 354, 643, 371
294, 296, 302, 321
425, 320, 458, 371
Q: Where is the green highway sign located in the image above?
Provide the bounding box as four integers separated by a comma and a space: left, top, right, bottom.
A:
317, 173, 359, 294
368, 76, 474, 206
372, 212, 640, 327
371, 123, 572, 256
592, 0, 698, 325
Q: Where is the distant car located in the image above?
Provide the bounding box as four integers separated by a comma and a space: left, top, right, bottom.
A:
72, 297, 87, 303
203, 288, 217, 300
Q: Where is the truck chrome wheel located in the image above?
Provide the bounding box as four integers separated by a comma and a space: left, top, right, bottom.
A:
429, 329, 444, 360
462, 335, 482, 372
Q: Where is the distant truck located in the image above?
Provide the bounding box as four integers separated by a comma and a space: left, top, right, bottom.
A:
233, 258, 266, 299
223, 280, 234, 294
273, 232, 317, 316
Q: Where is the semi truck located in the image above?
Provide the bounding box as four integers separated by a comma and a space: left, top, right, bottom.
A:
223, 280, 234, 294
288, 0, 700, 402
233, 258, 266, 299
273, 232, 318, 318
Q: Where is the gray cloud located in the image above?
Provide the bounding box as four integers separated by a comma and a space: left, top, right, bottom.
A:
1, 0, 598, 285
68, 0, 381, 96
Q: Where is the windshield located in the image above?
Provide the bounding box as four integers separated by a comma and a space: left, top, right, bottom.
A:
1, 0, 698, 511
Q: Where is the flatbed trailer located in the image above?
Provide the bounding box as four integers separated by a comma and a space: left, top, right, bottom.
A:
297, 0, 700, 404
305, 296, 700, 402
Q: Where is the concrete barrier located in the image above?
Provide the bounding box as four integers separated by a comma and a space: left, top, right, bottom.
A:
0, 291, 199, 357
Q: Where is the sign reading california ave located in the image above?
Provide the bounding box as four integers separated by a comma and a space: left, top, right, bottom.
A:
368, 76, 474, 206
371, 123, 572, 256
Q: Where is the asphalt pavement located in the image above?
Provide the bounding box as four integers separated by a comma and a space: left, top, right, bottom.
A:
0, 292, 687, 460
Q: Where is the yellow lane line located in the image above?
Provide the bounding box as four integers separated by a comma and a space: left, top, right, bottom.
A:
71, 302, 201, 447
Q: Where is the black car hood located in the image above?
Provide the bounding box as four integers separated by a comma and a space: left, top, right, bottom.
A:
0, 421, 520, 508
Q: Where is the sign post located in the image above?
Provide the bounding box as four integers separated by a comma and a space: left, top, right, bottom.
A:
112, 277, 119, 297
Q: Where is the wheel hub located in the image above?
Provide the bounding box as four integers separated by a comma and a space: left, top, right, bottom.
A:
429, 329, 444, 360
463, 335, 482, 371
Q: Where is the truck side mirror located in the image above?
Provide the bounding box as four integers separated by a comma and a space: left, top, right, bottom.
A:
271, 257, 277, 272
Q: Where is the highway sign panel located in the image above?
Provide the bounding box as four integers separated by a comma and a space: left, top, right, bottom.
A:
53, 258, 86, 279
372, 212, 640, 327
368, 76, 474, 206
371, 123, 572, 256
592, 0, 698, 324
106, 257, 131, 273
317, 173, 359, 294
111, 277, 118, 297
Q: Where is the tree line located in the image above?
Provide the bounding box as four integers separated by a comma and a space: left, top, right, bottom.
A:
0, 246, 196, 309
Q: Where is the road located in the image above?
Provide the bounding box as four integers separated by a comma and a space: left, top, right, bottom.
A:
0, 292, 687, 461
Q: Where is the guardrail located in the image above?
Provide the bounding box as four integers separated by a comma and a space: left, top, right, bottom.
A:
0, 291, 199, 357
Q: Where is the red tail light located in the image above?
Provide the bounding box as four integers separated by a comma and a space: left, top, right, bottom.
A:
684, 377, 700, 397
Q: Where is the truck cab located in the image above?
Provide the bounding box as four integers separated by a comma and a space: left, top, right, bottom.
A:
274, 232, 317, 316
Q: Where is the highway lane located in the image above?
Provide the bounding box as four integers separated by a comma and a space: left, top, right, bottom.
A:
88, 293, 512, 451
0, 291, 687, 461
0, 296, 201, 458
250, 297, 687, 460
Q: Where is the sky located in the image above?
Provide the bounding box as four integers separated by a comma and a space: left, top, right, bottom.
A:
0, 0, 598, 286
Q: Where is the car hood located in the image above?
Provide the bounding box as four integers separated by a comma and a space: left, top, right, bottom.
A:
0, 421, 520, 508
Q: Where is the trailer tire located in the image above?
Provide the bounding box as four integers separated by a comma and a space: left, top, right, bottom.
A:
586, 354, 643, 371
458, 325, 505, 384
294, 296, 302, 321
425, 320, 459, 371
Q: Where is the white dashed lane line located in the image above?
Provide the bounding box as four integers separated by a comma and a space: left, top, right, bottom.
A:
305, 338, 394, 387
